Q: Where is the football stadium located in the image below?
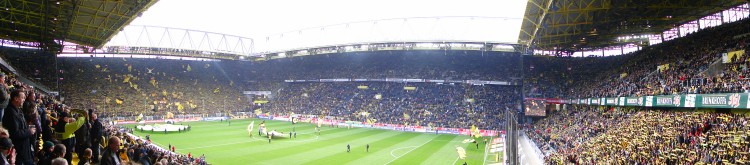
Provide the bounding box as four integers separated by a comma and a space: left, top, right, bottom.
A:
0, 0, 749, 164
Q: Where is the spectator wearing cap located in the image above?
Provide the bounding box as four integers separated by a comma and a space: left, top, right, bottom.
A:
2, 90, 35, 165
0, 137, 15, 165
55, 111, 68, 137
58, 110, 86, 165
41, 144, 65, 165
37, 141, 55, 165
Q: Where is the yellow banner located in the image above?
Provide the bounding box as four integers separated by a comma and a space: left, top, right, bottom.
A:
253, 100, 269, 104
657, 64, 669, 72
728, 50, 746, 63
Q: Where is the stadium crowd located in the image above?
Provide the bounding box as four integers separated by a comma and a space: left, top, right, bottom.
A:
529, 106, 750, 165
4, 49, 525, 120
265, 82, 519, 130
2, 54, 248, 119
526, 18, 750, 99
234, 51, 521, 81
525, 17, 750, 164
0, 50, 210, 164
119, 131, 208, 165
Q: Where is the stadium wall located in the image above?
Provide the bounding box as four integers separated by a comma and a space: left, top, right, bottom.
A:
567, 93, 750, 109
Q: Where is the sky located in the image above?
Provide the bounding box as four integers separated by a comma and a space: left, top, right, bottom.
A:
121, 0, 528, 52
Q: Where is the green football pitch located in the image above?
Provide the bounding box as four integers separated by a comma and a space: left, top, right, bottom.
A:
128, 119, 503, 165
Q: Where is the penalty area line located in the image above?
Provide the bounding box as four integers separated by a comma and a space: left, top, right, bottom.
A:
389, 146, 419, 158
384, 137, 436, 165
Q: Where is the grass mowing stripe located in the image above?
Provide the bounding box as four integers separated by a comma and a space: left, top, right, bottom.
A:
212, 127, 366, 159
301, 131, 424, 165
186, 124, 359, 164
461, 138, 489, 165
243, 129, 385, 163
260, 129, 403, 164
344, 133, 441, 165
419, 134, 468, 165
127, 119, 490, 165
132, 120, 333, 150
384, 135, 438, 165
385, 134, 455, 165
129, 119, 355, 164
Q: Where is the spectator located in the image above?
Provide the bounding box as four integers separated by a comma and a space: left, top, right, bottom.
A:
0, 126, 7, 138
100, 136, 122, 165
50, 158, 67, 165
2, 90, 35, 165
58, 109, 87, 165
78, 148, 92, 165
0, 137, 15, 165
89, 113, 103, 164
0, 73, 8, 122
37, 141, 55, 165
74, 110, 91, 165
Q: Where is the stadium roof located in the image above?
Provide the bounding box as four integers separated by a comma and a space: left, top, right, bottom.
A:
519, 0, 749, 53
122, 0, 527, 53
0, 0, 157, 51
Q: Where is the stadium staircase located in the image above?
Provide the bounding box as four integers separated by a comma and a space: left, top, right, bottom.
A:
701, 56, 726, 77
518, 132, 544, 165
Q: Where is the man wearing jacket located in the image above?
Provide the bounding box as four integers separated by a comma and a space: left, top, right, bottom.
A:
2, 90, 35, 165
90, 112, 104, 164
100, 136, 122, 165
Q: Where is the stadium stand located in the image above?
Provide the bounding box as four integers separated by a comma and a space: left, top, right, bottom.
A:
0, 18, 746, 163
232, 51, 521, 81
0, 50, 213, 165
529, 106, 750, 164
526, 18, 750, 164
265, 82, 519, 130
571, 20, 750, 98
526, 18, 750, 99
2, 51, 248, 119
0, 2, 745, 164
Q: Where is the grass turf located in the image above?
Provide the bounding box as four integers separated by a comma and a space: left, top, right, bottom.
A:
127, 119, 501, 165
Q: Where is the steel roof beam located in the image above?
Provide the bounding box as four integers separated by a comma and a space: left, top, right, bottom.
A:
526, 0, 556, 47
